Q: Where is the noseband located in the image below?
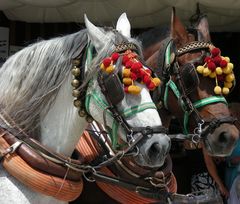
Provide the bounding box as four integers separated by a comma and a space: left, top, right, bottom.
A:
157, 38, 236, 142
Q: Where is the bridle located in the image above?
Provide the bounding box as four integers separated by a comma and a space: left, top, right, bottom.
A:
157, 37, 236, 143
74, 41, 168, 151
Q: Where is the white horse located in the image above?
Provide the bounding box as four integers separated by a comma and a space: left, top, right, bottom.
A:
0, 13, 170, 204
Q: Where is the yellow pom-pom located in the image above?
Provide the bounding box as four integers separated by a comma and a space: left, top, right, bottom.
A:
152, 77, 161, 87
105, 65, 114, 73
215, 67, 223, 75
202, 68, 211, 76
224, 57, 230, 63
214, 86, 222, 95
128, 85, 141, 95
225, 73, 235, 82
209, 72, 216, 78
222, 87, 230, 95
224, 82, 233, 89
227, 63, 234, 70
197, 66, 204, 74
123, 77, 132, 86
122, 69, 131, 77
223, 66, 231, 74
100, 63, 105, 70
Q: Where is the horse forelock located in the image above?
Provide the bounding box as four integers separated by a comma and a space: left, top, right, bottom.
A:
0, 29, 88, 134
82, 29, 143, 84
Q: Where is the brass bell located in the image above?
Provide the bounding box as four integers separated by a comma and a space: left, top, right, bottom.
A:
72, 59, 80, 66
79, 109, 86, 117
73, 99, 82, 108
71, 67, 81, 76
86, 115, 94, 123
71, 79, 80, 88
156, 101, 163, 109
72, 89, 81, 97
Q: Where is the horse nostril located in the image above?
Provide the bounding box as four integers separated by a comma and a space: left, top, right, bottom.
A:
218, 132, 230, 143
148, 143, 161, 159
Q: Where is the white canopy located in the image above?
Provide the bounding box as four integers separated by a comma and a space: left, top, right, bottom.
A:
1, 0, 240, 31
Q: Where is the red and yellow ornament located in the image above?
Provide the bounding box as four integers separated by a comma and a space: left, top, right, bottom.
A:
100, 50, 161, 95
196, 47, 235, 95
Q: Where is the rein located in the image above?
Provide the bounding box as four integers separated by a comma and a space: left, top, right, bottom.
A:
80, 123, 175, 202
158, 39, 236, 140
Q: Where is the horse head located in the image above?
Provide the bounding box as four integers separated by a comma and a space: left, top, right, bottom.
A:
144, 8, 239, 156
82, 13, 170, 168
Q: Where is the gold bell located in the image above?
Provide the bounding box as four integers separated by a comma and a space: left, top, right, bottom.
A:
73, 99, 82, 108
72, 59, 80, 66
71, 79, 80, 88
71, 67, 81, 76
79, 109, 86, 117
86, 115, 94, 123
156, 101, 163, 109
72, 89, 81, 97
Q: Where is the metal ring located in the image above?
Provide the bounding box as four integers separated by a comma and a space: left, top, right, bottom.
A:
192, 134, 201, 144
83, 171, 96, 183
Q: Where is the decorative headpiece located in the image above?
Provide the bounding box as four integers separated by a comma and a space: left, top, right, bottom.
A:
100, 50, 161, 94
196, 47, 235, 95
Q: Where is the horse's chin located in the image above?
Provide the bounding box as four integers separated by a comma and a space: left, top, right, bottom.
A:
133, 154, 166, 168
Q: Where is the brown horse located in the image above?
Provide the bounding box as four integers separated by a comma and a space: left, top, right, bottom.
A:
140, 8, 239, 156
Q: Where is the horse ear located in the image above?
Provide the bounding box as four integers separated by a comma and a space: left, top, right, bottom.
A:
116, 13, 131, 38
196, 15, 211, 42
170, 7, 188, 45
84, 14, 110, 52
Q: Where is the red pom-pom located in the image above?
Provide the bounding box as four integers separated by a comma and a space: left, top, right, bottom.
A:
130, 72, 138, 80
111, 52, 119, 62
143, 75, 151, 85
211, 48, 221, 57
220, 60, 227, 68
125, 60, 133, 68
145, 69, 152, 76
213, 56, 222, 66
207, 62, 216, 71
204, 56, 212, 63
102, 58, 111, 67
124, 86, 129, 93
147, 81, 156, 90
139, 68, 146, 78
131, 62, 142, 72
122, 55, 130, 65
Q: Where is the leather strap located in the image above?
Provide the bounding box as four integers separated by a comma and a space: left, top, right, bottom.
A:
1, 129, 83, 181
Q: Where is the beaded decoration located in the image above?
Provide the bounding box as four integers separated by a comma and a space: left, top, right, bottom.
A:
196, 47, 235, 95
100, 50, 161, 95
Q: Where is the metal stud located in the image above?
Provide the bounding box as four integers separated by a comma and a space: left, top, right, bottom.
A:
72, 59, 80, 66
71, 67, 81, 76
71, 79, 80, 88
86, 115, 94, 123
73, 99, 82, 108
72, 89, 81, 97
79, 109, 86, 117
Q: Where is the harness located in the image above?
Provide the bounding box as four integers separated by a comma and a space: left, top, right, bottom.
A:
80, 42, 168, 150
158, 38, 236, 141
0, 41, 171, 202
